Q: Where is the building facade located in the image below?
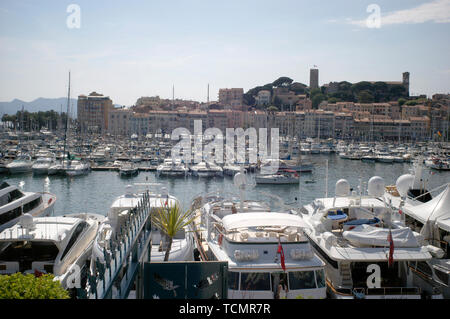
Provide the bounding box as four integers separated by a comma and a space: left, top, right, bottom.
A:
77, 92, 113, 133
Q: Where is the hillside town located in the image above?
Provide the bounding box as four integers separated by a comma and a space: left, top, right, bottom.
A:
63, 69, 449, 142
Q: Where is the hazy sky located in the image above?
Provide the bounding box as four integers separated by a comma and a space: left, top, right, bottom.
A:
0, 0, 449, 106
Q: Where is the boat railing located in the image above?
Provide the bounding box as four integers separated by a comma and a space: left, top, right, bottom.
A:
364, 286, 421, 296
77, 191, 152, 299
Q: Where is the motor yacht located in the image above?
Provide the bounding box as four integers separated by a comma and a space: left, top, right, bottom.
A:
119, 162, 139, 177
32, 156, 56, 175
0, 212, 104, 293
223, 164, 246, 177
90, 184, 193, 271
156, 158, 188, 177
48, 160, 70, 176
383, 162, 450, 297
192, 189, 326, 299
64, 160, 90, 177
425, 157, 450, 171
6, 155, 33, 174
255, 170, 299, 185
297, 176, 445, 299
0, 181, 56, 233
190, 161, 223, 177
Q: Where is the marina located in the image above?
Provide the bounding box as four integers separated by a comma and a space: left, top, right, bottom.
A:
1, 134, 449, 299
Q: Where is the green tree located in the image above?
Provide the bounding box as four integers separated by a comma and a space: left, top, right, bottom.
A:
289, 82, 308, 94
327, 97, 341, 104
151, 203, 195, 261
0, 273, 70, 299
267, 105, 279, 112
351, 81, 374, 94
272, 96, 283, 108
312, 93, 326, 109
272, 76, 293, 87
398, 98, 407, 106
357, 90, 375, 103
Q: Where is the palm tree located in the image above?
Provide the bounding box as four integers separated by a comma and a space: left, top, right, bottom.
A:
151, 202, 195, 261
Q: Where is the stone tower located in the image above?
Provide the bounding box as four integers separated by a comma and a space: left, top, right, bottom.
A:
402, 72, 410, 96
310, 68, 319, 90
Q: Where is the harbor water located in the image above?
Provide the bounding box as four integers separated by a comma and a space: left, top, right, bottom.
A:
1, 154, 449, 216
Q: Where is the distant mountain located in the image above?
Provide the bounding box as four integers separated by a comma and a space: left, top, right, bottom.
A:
0, 97, 78, 116
0, 98, 125, 116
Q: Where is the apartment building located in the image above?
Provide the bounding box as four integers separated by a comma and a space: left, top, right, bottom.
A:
77, 91, 113, 133
218, 88, 244, 108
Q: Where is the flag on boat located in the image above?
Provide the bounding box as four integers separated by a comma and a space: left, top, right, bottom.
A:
277, 238, 286, 271
387, 228, 394, 267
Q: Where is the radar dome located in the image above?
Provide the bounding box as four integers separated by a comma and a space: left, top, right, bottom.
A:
19, 213, 35, 230
395, 174, 415, 197
367, 176, 385, 197
335, 179, 350, 197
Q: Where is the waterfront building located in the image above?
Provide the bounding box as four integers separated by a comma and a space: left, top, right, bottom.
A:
108, 108, 132, 136
77, 92, 114, 134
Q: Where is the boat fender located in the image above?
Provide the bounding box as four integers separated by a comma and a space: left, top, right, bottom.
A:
218, 233, 223, 246
48, 198, 52, 205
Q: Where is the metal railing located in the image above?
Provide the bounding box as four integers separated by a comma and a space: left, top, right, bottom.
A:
77, 191, 152, 299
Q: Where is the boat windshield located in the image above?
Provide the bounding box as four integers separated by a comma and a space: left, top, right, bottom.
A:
0, 241, 59, 272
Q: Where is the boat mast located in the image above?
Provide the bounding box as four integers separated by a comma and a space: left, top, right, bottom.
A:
63, 71, 70, 168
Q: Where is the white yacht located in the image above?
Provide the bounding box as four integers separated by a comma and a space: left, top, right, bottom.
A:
255, 170, 299, 185
425, 157, 450, 171
0, 181, 56, 233
32, 156, 56, 175
156, 158, 188, 177
119, 162, 139, 177
64, 160, 90, 177
6, 155, 33, 174
0, 212, 104, 292
194, 193, 327, 299
383, 163, 450, 297
298, 177, 445, 299
223, 164, 246, 177
376, 152, 395, 163
90, 184, 193, 270
48, 160, 70, 176
190, 161, 223, 177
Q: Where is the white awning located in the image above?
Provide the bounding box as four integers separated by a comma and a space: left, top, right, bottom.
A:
404, 184, 450, 225
437, 217, 450, 232
222, 212, 307, 230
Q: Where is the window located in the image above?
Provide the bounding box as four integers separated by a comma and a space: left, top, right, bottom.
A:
315, 269, 326, 288
0, 206, 22, 226
228, 271, 240, 290
0, 241, 59, 262
435, 269, 449, 285
416, 261, 432, 277
288, 271, 316, 290
8, 189, 25, 202
23, 197, 42, 214
60, 221, 88, 260
240, 272, 271, 291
